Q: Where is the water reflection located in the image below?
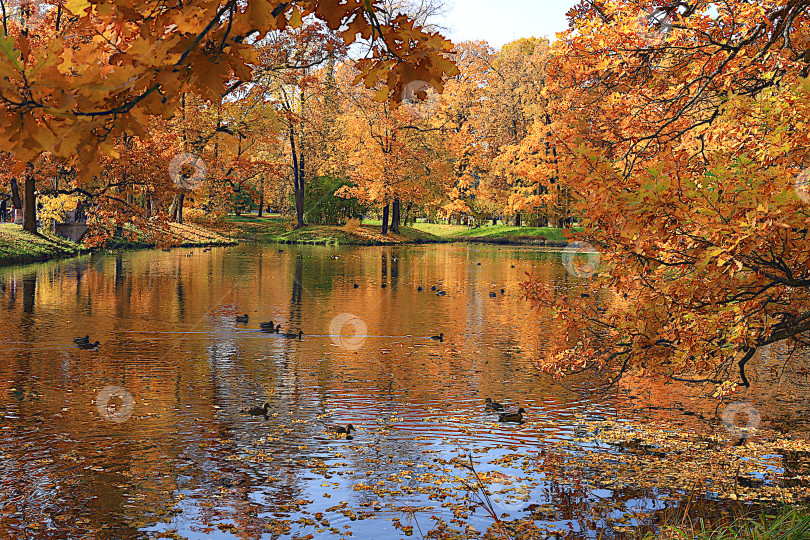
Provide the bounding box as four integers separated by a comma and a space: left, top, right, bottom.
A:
0, 243, 763, 538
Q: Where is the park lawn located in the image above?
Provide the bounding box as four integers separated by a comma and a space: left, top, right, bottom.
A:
214, 216, 579, 246
210, 215, 443, 245
94, 221, 237, 250
0, 223, 82, 266
360, 220, 578, 244
449, 224, 580, 244
0, 221, 237, 268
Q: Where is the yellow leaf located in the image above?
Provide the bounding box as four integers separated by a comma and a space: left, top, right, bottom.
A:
65, 0, 91, 17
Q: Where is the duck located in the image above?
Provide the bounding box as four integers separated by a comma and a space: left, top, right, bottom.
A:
485, 398, 505, 411
326, 424, 356, 436
280, 330, 304, 340
161, 248, 171, 252
203, 248, 212, 252
259, 321, 277, 332
236, 314, 249, 323
73, 335, 90, 344
242, 402, 271, 416
260, 322, 282, 333
417, 286, 423, 292
500, 289, 505, 294
353, 283, 359, 288
498, 407, 526, 423
489, 292, 496, 298
431, 285, 437, 291
430, 333, 444, 342
436, 290, 446, 296
381, 283, 387, 288
77, 341, 100, 350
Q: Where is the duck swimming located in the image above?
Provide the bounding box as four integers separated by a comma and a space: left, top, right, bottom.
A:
326, 424, 356, 436
242, 402, 271, 416
73, 335, 90, 344
430, 333, 444, 342
485, 398, 504, 411
77, 341, 100, 350
498, 408, 526, 423
236, 314, 249, 323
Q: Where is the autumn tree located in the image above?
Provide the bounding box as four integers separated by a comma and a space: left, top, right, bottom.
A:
339, 61, 448, 234
0, 0, 458, 234
439, 38, 561, 227
523, 0, 810, 391
253, 20, 347, 228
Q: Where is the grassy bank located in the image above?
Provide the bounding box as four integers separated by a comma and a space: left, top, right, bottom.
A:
421, 223, 578, 245
209, 215, 580, 246
98, 221, 237, 250
366, 220, 580, 246
0, 223, 83, 266
0, 222, 236, 268
209, 215, 445, 245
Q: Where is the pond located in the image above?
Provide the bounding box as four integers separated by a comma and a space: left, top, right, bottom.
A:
0, 243, 787, 539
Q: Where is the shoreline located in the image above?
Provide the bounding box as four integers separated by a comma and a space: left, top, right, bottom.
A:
0, 218, 572, 268
0, 222, 236, 268
208, 216, 574, 247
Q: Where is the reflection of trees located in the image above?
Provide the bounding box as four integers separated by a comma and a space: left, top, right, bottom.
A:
21, 272, 35, 315
0, 243, 616, 538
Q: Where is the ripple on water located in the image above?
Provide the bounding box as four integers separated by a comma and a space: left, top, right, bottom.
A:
0, 244, 704, 538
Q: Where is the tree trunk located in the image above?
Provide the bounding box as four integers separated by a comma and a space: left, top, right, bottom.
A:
290, 128, 305, 229
402, 202, 413, 227
258, 181, 264, 218
10, 178, 22, 210
390, 197, 401, 234
515, 213, 522, 227
176, 193, 185, 223
169, 193, 185, 224
23, 165, 37, 234
381, 202, 390, 235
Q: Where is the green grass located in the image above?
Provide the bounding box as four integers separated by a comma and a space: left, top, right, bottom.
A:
0, 221, 237, 268
650, 507, 810, 539
449, 224, 580, 244
209, 215, 443, 245
214, 215, 581, 246
0, 223, 82, 267
97, 221, 237, 250
356, 220, 579, 245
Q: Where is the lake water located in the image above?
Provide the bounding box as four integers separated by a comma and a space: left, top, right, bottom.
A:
0, 243, 765, 539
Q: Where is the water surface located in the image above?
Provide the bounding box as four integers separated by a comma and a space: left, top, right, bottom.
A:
0, 243, 743, 538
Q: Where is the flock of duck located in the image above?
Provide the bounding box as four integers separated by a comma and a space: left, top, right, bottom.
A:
72, 313, 442, 350
485, 397, 527, 422
234, 314, 444, 342
235, 315, 305, 340
240, 397, 526, 438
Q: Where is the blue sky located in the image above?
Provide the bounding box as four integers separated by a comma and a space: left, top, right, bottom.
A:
445, 0, 578, 48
